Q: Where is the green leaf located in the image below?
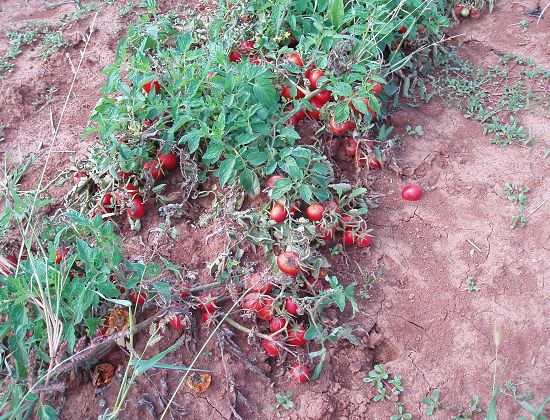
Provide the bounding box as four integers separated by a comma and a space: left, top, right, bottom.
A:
239, 169, 255, 195
37, 404, 57, 420
271, 178, 293, 200
328, 0, 345, 30
332, 101, 350, 124
305, 324, 321, 340
218, 155, 236, 186
203, 140, 225, 163
180, 130, 202, 154
298, 184, 313, 203
245, 150, 269, 166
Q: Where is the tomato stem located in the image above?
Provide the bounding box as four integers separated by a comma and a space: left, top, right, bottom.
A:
223, 316, 272, 340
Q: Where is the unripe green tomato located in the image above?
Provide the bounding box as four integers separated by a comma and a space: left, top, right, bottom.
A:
461, 8, 470, 17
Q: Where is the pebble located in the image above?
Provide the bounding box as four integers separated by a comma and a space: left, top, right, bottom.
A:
384, 300, 393, 308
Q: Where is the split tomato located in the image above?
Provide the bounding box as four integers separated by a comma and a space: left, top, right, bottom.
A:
289, 363, 309, 384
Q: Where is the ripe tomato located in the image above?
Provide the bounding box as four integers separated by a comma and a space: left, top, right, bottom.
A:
270, 203, 288, 222
369, 157, 381, 170
127, 197, 145, 219
130, 291, 147, 305
158, 153, 178, 171
285, 298, 299, 315
340, 214, 353, 231
262, 337, 281, 357
324, 200, 339, 214
257, 299, 274, 321
401, 184, 423, 201
247, 274, 273, 294
343, 231, 355, 246
399, 25, 407, 34
180, 287, 190, 298
202, 310, 215, 323
357, 234, 373, 248
270, 316, 287, 333
229, 50, 242, 62
329, 116, 356, 135
288, 108, 306, 125
306, 97, 323, 120
169, 315, 187, 329
73, 171, 86, 184
342, 137, 358, 157
240, 40, 255, 53
289, 363, 309, 384
281, 85, 305, 100
125, 184, 139, 199
0, 255, 17, 275
144, 161, 163, 180
102, 193, 114, 208
277, 251, 300, 276
286, 53, 303, 67
242, 292, 265, 311
314, 90, 332, 105
289, 201, 300, 214
55, 249, 64, 264
288, 35, 298, 48
287, 324, 306, 346
350, 98, 377, 119
370, 81, 383, 96
266, 174, 284, 188
470, 7, 481, 18
307, 69, 324, 90
316, 224, 335, 241
198, 293, 217, 313
454, 5, 464, 14
116, 285, 126, 294
142, 80, 161, 94
306, 203, 325, 221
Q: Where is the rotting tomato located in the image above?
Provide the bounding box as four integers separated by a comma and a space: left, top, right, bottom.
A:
270, 203, 288, 223
158, 153, 178, 171
307, 69, 324, 90
329, 116, 356, 135
257, 299, 274, 321
281, 85, 305, 100
401, 184, 423, 201
143, 161, 163, 180
306, 203, 325, 221
262, 337, 281, 357
198, 293, 217, 313
169, 315, 187, 329
277, 251, 300, 276
142, 80, 161, 94
266, 174, 284, 188
289, 363, 309, 384
270, 316, 287, 333
342, 137, 358, 157
127, 197, 145, 219
285, 298, 299, 315
287, 324, 306, 346
130, 291, 147, 305
286, 53, 303, 67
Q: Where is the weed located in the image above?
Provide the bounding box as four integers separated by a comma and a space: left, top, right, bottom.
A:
356, 264, 383, 299
462, 276, 480, 292
423, 389, 441, 416
422, 389, 482, 419
363, 364, 404, 402
272, 391, 294, 416
391, 402, 412, 420
37, 32, 70, 60
502, 182, 530, 228
32, 85, 59, 111
406, 124, 424, 137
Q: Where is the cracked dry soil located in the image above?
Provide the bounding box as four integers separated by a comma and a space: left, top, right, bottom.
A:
0, 0, 549, 419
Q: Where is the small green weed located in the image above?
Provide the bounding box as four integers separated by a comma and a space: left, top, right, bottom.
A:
37, 32, 70, 60
422, 389, 482, 419
364, 364, 404, 402
406, 124, 424, 137
391, 402, 412, 420
272, 391, 294, 416
462, 276, 480, 292
502, 182, 530, 228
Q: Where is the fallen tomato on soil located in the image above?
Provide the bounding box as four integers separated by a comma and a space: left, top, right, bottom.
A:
127, 197, 145, 219
401, 184, 423, 201
262, 337, 281, 357
289, 363, 309, 384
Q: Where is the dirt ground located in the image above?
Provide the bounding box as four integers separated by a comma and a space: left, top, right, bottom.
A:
1, 1, 549, 419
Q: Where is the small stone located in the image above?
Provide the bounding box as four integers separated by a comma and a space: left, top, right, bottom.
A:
384, 300, 393, 308
408, 293, 415, 300
349, 362, 362, 373
368, 332, 384, 348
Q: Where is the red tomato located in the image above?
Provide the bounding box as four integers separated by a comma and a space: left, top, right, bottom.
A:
369, 157, 381, 170
229, 50, 242, 62
340, 214, 353, 231
329, 116, 356, 135
55, 249, 64, 264
370, 81, 383, 96
249, 54, 261, 65
240, 40, 255, 53
314, 90, 332, 105
247, 275, 273, 294
130, 291, 147, 305
158, 153, 178, 171
454, 5, 464, 14
324, 200, 339, 214
102, 193, 114, 208
401, 184, 423, 201
306, 97, 323, 120
116, 285, 126, 294
142, 80, 161, 94
180, 286, 190, 298
306, 203, 325, 221
270, 316, 287, 333
262, 337, 281, 357
281, 85, 305, 100
127, 197, 145, 219
144, 161, 163, 180
277, 251, 300, 276
287, 324, 306, 346
266, 174, 284, 188
198, 293, 217, 313
0, 255, 17, 275
270, 203, 288, 222
399, 25, 407, 34
342, 137, 358, 157
357, 234, 373, 248
286, 53, 303, 67
257, 299, 274, 321
289, 201, 300, 214
73, 171, 86, 184
126, 184, 139, 199
202, 310, 215, 323
288, 35, 298, 48
316, 224, 335, 241
307, 69, 324, 90
350, 98, 378, 119
288, 107, 306, 125
285, 298, 299, 315
169, 315, 187, 329
343, 231, 355, 246
242, 292, 265, 311
289, 363, 309, 384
